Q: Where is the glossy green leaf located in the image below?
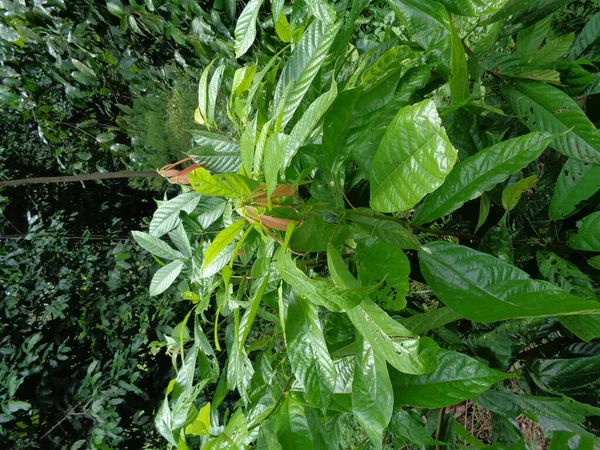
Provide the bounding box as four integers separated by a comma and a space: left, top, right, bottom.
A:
307, 0, 336, 24
370, 99, 457, 212
286, 293, 336, 408
392, 350, 511, 408
504, 80, 600, 163
569, 12, 600, 60
449, 23, 468, 102
568, 211, 600, 251
436, 0, 508, 16
275, 248, 373, 312
283, 79, 337, 169
502, 174, 538, 211
191, 131, 241, 173
323, 87, 361, 173
150, 192, 202, 237
264, 133, 287, 203
327, 245, 439, 375
189, 167, 259, 199
355, 236, 410, 310
198, 60, 215, 126
352, 335, 393, 449
386, 0, 452, 77
273, 397, 313, 450
515, 16, 552, 61
399, 307, 462, 334
240, 116, 257, 176
274, 19, 341, 129
345, 209, 421, 250
479, 222, 514, 263
203, 220, 246, 269
388, 409, 444, 447
150, 260, 184, 296
530, 356, 600, 399
476, 194, 491, 232
420, 241, 600, 322
530, 33, 574, 68
234, 0, 264, 58
476, 391, 600, 437
413, 132, 552, 225
168, 223, 192, 258
185, 403, 211, 436
132, 231, 184, 260
550, 159, 600, 220
207, 65, 225, 128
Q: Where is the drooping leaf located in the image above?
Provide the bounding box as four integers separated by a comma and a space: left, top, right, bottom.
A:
504, 80, 600, 163
207, 65, 225, 127
132, 231, 185, 260
399, 307, 462, 334
370, 99, 458, 212
264, 133, 287, 204
537, 251, 596, 300
449, 22, 468, 102
240, 116, 257, 177
286, 292, 336, 408
345, 209, 421, 250
274, 19, 341, 128
476, 390, 600, 438
189, 167, 259, 199
568, 211, 600, 251
392, 350, 511, 408
168, 223, 192, 258
150, 192, 202, 237
203, 220, 246, 269
388, 408, 444, 447
436, 0, 509, 16
191, 131, 241, 173
569, 12, 600, 60
419, 241, 600, 322
550, 159, 600, 220
283, 79, 337, 169
198, 60, 215, 126
273, 397, 313, 450
352, 335, 393, 449
413, 132, 552, 225
150, 260, 185, 296
529, 356, 600, 399
234, 0, 264, 58
306, 0, 336, 24
327, 245, 439, 375
501, 174, 538, 212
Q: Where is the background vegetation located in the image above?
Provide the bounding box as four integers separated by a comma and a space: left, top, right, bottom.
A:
2, 0, 600, 449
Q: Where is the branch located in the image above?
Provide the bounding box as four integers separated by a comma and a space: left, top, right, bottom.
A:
0, 171, 162, 187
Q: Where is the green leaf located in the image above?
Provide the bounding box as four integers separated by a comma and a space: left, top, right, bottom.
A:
419, 241, 600, 322
355, 236, 410, 310
392, 350, 511, 408
504, 80, 600, 163
132, 231, 185, 260
370, 99, 458, 212
283, 79, 337, 169
286, 292, 336, 408
323, 87, 361, 173
515, 15, 552, 61
107, 1, 124, 17
307, 0, 336, 24
327, 245, 439, 375
191, 132, 241, 173
352, 335, 393, 450
150, 260, 184, 296
388, 409, 444, 446
240, 116, 257, 177
185, 403, 211, 436
476, 391, 600, 437
568, 211, 600, 251
476, 194, 491, 232
437, 0, 508, 16
530, 356, 600, 399
273, 397, 313, 450
413, 132, 552, 225
276, 248, 373, 312
274, 20, 341, 129
6, 400, 31, 413
530, 33, 575, 68
264, 133, 287, 204
189, 167, 259, 199
207, 65, 225, 128
203, 220, 246, 269
550, 159, 600, 220
569, 12, 600, 60
501, 174, 538, 211
386, 0, 452, 77
345, 209, 421, 250
198, 60, 215, 126
234, 0, 264, 58
537, 251, 596, 300
449, 23, 468, 102
399, 307, 462, 334
559, 315, 600, 342
168, 223, 192, 258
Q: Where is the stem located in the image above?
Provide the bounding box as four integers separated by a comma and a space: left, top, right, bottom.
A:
0, 171, 162, 187
248, 374, 294, 431
436, 407, 446, 450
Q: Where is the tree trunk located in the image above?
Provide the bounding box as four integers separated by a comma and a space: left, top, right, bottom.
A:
0, 171, 162, 187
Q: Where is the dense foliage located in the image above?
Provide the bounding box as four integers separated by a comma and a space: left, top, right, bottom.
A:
132, 0, 600, 449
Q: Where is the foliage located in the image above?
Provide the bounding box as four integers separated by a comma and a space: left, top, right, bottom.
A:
133, 1, 600, 449
0, 207, 186, 449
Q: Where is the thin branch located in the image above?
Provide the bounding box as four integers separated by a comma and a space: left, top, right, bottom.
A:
436, 407, 446, 450
0, 171, 162, 187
